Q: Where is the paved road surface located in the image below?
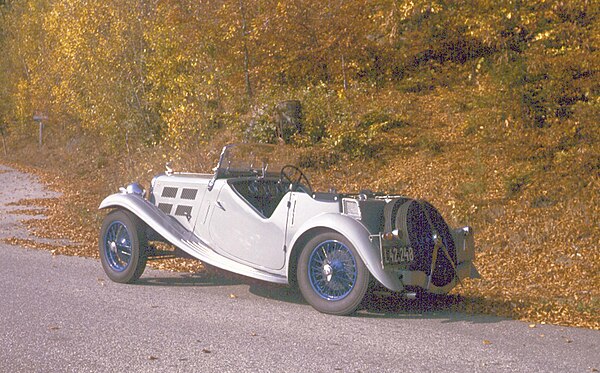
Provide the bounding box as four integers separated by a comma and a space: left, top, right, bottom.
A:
1, 245, 599, 373
1, 164, 598, 372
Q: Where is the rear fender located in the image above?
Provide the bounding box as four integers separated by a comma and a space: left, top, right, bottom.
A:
288, 213, 404, 292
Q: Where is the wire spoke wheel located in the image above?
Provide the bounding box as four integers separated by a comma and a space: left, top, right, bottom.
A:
308, 240, 357, 301
104, 221, 133, 272
297, 232, 370, 315
99, 209, 147, 283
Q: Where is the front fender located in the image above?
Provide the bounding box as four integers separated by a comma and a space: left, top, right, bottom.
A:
99, 193, 196, 244
289, 213, 404, 292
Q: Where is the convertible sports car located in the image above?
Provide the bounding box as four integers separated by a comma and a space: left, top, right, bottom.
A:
99, 143, 479, 315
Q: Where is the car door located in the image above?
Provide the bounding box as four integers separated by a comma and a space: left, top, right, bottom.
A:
208, 183, 289, 270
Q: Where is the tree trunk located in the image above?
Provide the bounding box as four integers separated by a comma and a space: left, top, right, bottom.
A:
342, 54, 348, 91
239, 0, 252, 99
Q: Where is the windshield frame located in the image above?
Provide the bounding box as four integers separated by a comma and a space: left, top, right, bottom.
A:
209, 144, 292, 189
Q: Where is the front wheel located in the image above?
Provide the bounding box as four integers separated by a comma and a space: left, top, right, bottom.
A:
297, 232, 370, 315
99, 209, 147, 283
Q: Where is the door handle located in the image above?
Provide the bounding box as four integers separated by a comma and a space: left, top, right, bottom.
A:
215, 200, 226, 211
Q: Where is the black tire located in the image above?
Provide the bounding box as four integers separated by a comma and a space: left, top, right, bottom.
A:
99, 209, 148, 283
297, 231, 370, 315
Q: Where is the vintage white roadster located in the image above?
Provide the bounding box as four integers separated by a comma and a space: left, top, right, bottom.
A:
99, 144, 479, 315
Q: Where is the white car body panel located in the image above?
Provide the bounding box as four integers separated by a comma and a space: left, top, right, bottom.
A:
208, 182, 288, 270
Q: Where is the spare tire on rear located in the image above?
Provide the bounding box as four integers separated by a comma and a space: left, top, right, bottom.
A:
386, 199, 457, 288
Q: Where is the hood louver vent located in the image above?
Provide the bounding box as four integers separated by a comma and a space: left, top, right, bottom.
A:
180, 188, 198, 200
175, 205, 193, 217
158, 203, 173, 214
161, 187, 178, 198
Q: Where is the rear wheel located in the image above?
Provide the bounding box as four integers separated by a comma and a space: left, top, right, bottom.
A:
99, 210, 147, 283
297, 232, 370, 315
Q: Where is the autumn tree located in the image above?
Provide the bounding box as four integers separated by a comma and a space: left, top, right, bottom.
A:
0, 0, 597, 152
0, 0, 51, 138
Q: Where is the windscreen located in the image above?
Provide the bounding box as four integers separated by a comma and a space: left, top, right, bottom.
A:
215, 143, 296, 179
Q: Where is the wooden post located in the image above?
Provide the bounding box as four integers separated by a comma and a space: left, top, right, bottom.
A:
39, 121, 43, 147
33, 113, 47, 148
0, 122, 6, 156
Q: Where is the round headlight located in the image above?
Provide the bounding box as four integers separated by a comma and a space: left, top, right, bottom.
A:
126, 182, 145, 196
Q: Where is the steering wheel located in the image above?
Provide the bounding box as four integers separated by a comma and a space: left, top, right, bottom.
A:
280, 165, 313, 194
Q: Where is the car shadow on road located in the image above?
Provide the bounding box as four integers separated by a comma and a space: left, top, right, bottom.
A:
136, 270, 244, 287
135, 270, 505, 323
251, 284, 506, 323
136, 267, 306, 303
248, 282, 306, 305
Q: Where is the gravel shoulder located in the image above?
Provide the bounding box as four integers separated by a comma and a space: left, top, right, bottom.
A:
0, 164, 67, 245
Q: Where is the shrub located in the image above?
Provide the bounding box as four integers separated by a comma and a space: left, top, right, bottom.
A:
325, 121, 381, 159
244, 104, 278, 144
292, 84, 346, 147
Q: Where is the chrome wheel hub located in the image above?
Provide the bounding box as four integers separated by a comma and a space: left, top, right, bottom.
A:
323, 263, 333, 282
109, 241, 118, 254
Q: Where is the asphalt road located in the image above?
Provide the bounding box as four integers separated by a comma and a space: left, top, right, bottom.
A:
1, 164, 599, 372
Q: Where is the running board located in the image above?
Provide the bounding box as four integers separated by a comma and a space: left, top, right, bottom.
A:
180, 238, 288, 284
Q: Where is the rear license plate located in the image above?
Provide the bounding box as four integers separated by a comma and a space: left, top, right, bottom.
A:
383, 246, 414, 265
